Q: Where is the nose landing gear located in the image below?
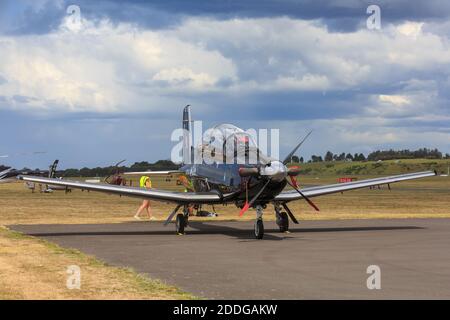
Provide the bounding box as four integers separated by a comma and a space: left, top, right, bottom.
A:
254, 205, 264, 239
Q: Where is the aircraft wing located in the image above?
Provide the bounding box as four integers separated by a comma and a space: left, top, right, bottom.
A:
124, 170, 184, 176
275, 171, 437, 202
0, 168, 16, 183
0, 167, 13, 178
19, 175, 229, 204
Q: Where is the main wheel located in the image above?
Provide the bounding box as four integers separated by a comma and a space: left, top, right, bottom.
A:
175, 213, 185, 235
276, 212, 289, 233
254, 219, 264, 239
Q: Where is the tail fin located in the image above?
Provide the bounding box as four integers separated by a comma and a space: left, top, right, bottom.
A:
48, 160, 59, 178
182, 105, 192, 164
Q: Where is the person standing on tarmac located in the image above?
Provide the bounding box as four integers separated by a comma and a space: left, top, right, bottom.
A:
178, 175, 195, 216
134, 176, 155, 220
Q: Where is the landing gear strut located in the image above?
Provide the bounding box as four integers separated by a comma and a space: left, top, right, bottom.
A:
254, 205, 264, 239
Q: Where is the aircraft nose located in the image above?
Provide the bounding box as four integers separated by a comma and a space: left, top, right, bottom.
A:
260, 161, 287, 182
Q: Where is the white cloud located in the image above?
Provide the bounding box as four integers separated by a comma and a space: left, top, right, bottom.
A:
379, 95, 411, 106
0, 18, 237, 113
153, 67, 216, 87
0, 15, 449, 125
396, 21, 424, 38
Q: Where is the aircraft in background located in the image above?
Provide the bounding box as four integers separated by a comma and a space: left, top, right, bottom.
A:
0, 160, 72, 193
0, 151, 49, 184
25, 160, 72, 193
0, 167, 48, 184
104, 160, 128, 186
20, 106, 437, 239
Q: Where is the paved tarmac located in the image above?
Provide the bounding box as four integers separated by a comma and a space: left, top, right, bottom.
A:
10, 219, 450, 299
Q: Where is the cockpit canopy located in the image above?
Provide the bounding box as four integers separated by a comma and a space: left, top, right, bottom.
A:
195, 124, 274, 165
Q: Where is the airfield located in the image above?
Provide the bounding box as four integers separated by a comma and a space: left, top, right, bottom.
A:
0, 162, 449, 299
9, 219, 450, 299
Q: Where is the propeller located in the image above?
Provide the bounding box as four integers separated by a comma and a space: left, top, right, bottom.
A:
239, 179, 272, 216
285, 176, 320, 212
282, 130, 313, 165
281, 203, 299, 224
105, 159, 127, 183
281, 130, 319, 211
114, 159, 127, 167
237, 130, 314, 216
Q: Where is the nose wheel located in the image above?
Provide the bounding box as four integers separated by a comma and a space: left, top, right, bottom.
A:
254, 219, 264, 239
254, 205, 265, 239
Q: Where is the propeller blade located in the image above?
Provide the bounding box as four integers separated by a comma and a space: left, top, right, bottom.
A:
114, 159, 127, 167
105, 159, 127, 183
286, 179, 320, 212
239, 179, 271, 216
281, 203, 299, 224
289, 175, 299, 189
238, 202, 250, 217
282, 130, 313, 165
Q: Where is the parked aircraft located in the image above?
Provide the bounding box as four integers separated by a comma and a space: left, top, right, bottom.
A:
0, 160, 71, 193
0, 167, 47, 184
20, 106, 437, 239
30, 160, 72, 193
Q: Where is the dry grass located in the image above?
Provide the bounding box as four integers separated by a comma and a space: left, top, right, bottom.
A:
286, 175, 450, 220
0, 174, 448, 299
1, 175, 449, 225
0, 226, 195, 300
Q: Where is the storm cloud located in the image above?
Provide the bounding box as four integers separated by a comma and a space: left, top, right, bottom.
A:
0, 0, 449, 168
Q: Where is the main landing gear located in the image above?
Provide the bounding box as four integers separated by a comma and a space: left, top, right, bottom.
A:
275, 204, 289, 233
175, 206, 189, 235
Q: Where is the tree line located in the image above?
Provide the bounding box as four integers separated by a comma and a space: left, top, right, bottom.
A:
60, 160, 180, 177
3, 148, 449, 177
292, 148, 450, 163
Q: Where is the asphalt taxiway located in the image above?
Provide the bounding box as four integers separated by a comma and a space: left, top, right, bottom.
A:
10, 219, 450, 299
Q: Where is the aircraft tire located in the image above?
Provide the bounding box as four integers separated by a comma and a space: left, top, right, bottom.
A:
254, 219, 264, 239
176, 213, 185, 235
276, 212, 289, 232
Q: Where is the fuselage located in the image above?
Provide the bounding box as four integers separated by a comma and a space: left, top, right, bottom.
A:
180, 161, 288, 207
178, 121, 291, 207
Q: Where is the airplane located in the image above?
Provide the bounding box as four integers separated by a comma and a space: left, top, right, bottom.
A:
0, 167, 48, 184
19, 106, 437, 239
0, 160, 72, 193
104, 160, 128, 186
27, 160, 72, 193
0, 152, 49, 184
0, 167, 16, 183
